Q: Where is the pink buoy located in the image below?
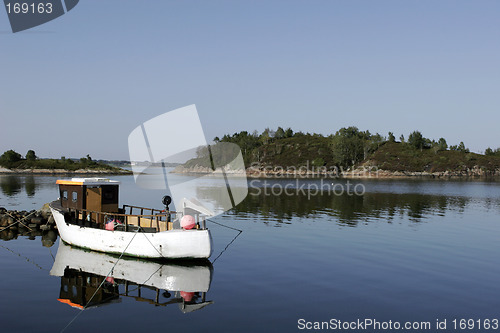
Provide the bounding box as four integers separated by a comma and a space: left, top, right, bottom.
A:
105, 220, 114, 231
180, 291, 194, 302
181, 215, 196, 230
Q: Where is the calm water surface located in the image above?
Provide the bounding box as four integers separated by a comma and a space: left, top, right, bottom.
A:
1, 174, 499, 332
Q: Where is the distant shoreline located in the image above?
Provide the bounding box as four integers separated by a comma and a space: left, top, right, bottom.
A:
173, 165, 500, 179
0, 167, 132, 175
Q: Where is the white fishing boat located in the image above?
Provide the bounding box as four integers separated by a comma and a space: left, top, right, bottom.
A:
49, 178, 213, 259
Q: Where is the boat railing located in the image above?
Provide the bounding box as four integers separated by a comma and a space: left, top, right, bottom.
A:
122, 204, 163, 216
65, 207, 208, 232
66, 207, 173, 232
122, 204, 208, 230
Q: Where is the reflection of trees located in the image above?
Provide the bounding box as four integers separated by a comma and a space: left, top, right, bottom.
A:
0, 175, 40, 197
0, 176, 22, 197
195, 185, 233, 210
230, 188, 476, 227
25, 176, 36, 197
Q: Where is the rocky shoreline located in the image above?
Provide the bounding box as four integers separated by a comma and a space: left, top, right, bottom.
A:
172, 165, 247, 175
0, 204, 58, 245
343, 165, 500, 178
173, 164, 500, 179
0, 167, 132, 175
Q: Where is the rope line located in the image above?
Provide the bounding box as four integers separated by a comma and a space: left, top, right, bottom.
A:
0, 210, 36, 233
142, 232, 165, 259
211, 229, 242, 264
0, 244, 49, 271
49, 246, 55, 263
206, 218, 243, 264
206, 218, 242, 232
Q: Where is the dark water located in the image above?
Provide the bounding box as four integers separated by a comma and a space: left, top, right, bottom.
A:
1, 174, 499, 332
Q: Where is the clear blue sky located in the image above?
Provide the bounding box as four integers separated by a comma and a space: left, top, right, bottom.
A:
1, 0, 499, 160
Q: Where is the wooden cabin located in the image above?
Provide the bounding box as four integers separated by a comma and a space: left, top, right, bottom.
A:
56, 178, 120, 213
56, 177, 171, 231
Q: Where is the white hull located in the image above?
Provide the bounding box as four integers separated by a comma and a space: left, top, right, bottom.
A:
50, 203, 212, 259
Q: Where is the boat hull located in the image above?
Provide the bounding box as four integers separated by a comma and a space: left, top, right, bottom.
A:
49, 202, 212, 259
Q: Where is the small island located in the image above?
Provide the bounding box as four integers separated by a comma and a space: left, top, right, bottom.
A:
0, 150, 132, 175
175, 127, 500, 178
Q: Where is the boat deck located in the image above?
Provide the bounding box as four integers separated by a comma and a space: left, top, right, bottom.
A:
51, 201, 206, 233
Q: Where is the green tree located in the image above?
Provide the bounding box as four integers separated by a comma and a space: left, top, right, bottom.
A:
26, 150, 37, 161
0, 149, 22, 168
450, 142, 469, 153
259, 128, 272, 145
485, 147, 494, 156
437, 138, 448, 151
284, 127, 294, 138
293, 131, 305, 137
331, 126, 367, 168
408, 131, 426, 150
457, 141, 469, 153
274, 127, 285, 139
218, 130, 262, 165
367, 133, 384, 154
388, 132, 395, 142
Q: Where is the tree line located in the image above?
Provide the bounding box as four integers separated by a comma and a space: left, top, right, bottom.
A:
0, 149, 115, 171
212, 127, 499, 169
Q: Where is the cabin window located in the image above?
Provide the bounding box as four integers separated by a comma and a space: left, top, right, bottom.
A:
62, 190, 68, 200
72, 191, 78, 202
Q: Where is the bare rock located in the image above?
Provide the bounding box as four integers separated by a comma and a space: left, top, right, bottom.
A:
31, 217, 43, 225
39, 203, 52, 219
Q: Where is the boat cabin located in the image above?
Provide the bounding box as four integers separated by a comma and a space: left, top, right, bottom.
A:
54, 177, 208, 234
56, 178, 120, 213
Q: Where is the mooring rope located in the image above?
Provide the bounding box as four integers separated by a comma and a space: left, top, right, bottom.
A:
141, 232, 165, 259
0, 210, 36, 233
206, 218, 243, 264
49, 246, 55, 263
0, 243, 49, 271
60, 228, 141, 333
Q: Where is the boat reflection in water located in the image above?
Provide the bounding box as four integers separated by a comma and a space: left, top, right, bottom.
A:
49, 241, 214, 313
